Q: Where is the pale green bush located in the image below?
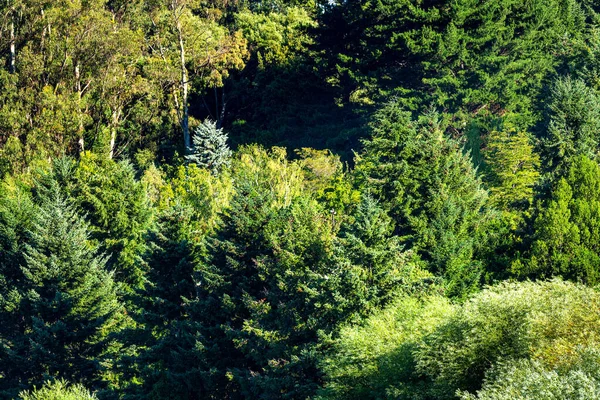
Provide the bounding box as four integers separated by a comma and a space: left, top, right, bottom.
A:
461, 347, 600, 399
19, 380, 96, 400
417, 279, 600, 398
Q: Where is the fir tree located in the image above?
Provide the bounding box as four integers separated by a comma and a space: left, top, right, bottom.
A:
541, 77, 600, 179
0, 182, 122, 397
124, 206, 211, 400
186, 119, 233, 173
356, 103, 490, 297
334, 194, 432, 311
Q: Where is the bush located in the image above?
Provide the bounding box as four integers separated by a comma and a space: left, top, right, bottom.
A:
319, 294, 454, 399
461, 347, 600, 400
19, 380, 96, 400
417, 279, 600, 398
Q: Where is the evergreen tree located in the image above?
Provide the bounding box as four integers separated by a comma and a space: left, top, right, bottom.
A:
70, 153, 154, 291
122, 205, 212, 400
318, 0, 586, 119
357, 103, 490, 297
334, 194, 432, 312
541, 77, 600, 178
0, 176, 35, 301
185, 120, 233, 173
0, 181, 122, 397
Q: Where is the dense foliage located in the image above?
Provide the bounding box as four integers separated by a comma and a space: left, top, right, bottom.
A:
2, 0, 600, 398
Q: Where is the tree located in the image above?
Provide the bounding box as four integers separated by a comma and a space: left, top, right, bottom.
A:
123, 205, 210, 400
482, 128, 540, 211
69, 153, 154, 291
318, 0, 586, 120
541, 77, 600, 178
417, 280, 600, 399
516, 155, 600, 284
185, 119, 232, 172
143, 0, 247, 151
0, 180, 122, 397
356, 103, 490, 297
333, 194, 432, 313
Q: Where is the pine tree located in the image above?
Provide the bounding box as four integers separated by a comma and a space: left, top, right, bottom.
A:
0, 181, 122, 397
186, 120, 233, 173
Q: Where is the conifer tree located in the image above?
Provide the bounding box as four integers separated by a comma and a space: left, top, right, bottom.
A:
0, 181, 122, 397
186, 119, 233, 173
334, 194, 431, 311
124, 205, 211, 400
70, 153, 154, 291
356, 103, 490, 297
541, 77, 600, 178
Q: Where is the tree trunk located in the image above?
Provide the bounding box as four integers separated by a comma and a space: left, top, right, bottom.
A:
9, 12, 15, 74
108, 108, 121, 159
175, 17, 190, 153
75, 62, 85, 152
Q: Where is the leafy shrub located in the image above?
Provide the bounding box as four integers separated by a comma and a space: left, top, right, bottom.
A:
19, 380, 96, 400
319, 294, 454, 399
461, 347, 600, 400
417, 279, 600, 398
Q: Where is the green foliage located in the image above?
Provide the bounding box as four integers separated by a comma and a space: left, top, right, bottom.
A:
417, 279, 600, 398
321, 279, 600, 400
296, 148, 360, 214
461, 350, 600, 400
69, 153, 154, 290
319, 294, 454, 400
236, 7, 316, 67
483, 128, 540, 211
518, 156, 600, 284
124, 205, 208, 400
186, 119, 233, 173
357, 103, 490, 297
4, 0, 600, 397
19, 380, 96, 400
318, 0, 586, 118
0, 180, 122, 396
541, 77, 600, 178
334, 194, 433, 312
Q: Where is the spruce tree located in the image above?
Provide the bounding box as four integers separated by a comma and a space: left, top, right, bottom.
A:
186, 119, 232, 173
0, 182, 122, 397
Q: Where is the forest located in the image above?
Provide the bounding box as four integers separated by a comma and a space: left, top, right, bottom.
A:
2, 0, 600, 399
